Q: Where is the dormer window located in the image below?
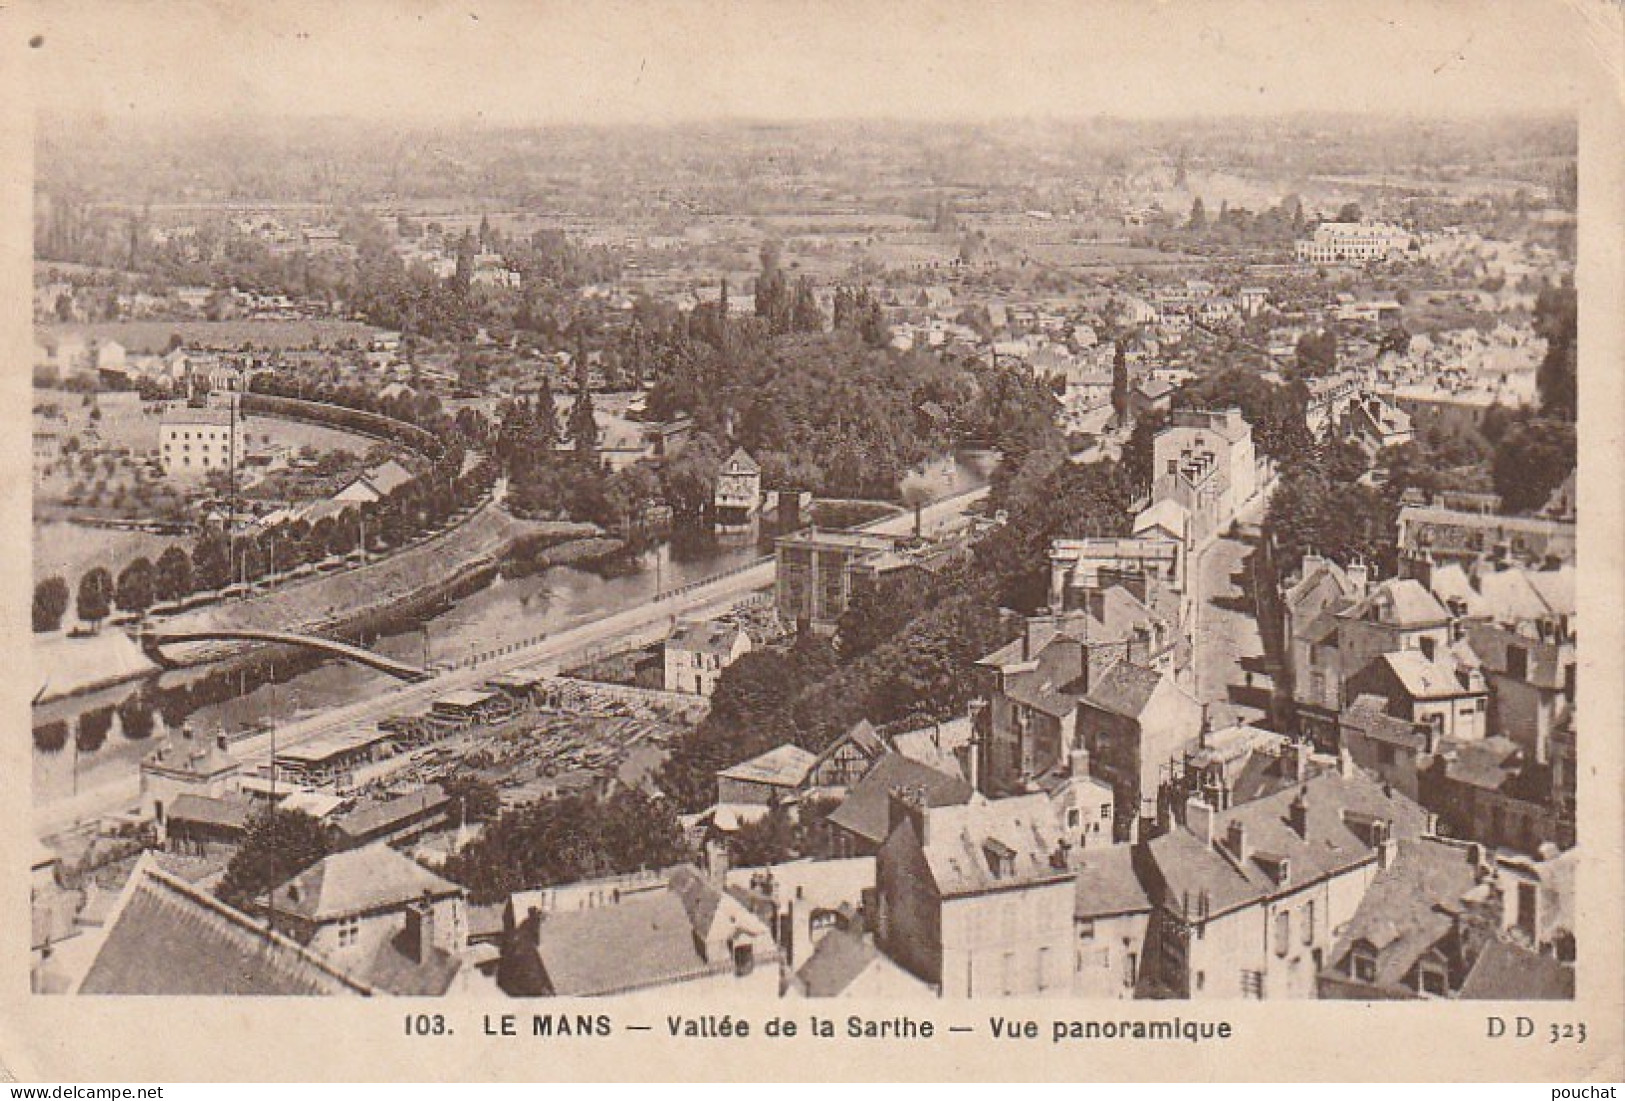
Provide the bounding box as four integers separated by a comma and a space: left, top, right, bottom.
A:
984, 839, 1017, 879
1349, 941, 1378, 983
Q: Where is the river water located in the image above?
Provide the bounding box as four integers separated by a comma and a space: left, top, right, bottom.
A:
32, 451, 995, 805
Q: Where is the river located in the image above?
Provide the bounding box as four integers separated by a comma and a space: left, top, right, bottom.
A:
31, 450, 996, 805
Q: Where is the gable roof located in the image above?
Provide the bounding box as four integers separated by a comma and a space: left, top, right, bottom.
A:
1373, 650, 1474, 700
269, 844, 461, 924
792, 928, 881, 997
1344, 579, 1451, 629
890, 717, 972, 780
721, 447, 760, 475
77, 854, 371, 996
826, 753, 975, 847
1083, 661, 1171, 721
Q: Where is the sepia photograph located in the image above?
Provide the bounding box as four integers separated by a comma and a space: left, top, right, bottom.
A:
4, 0, 1622, 1084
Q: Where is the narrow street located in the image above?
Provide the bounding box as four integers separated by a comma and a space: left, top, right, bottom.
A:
1191, 491, 1274, 730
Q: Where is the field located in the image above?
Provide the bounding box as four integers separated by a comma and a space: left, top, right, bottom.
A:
37, 318, 383, 354
32, 521, 190, 589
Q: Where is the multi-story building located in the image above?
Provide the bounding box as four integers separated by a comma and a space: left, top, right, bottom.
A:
1295, 221, 1413, 263
773, 529, 900, 633
159, 407, 241, 478
875, 791, 1075, 997
713, 447, 762, 531
663, 620, 752, 697
1151, 409, 1258, 538
1141, 766, 1431, 999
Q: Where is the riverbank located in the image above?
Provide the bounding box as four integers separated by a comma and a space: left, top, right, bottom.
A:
33, 505, 619, 703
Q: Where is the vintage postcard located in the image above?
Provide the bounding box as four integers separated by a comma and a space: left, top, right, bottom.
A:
1, 0, 1621, 1082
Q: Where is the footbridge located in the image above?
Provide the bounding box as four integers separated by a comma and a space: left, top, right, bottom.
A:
138, 627, 430, 681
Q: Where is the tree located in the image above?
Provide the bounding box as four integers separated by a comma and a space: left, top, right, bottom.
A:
76, 567, 113, 630
1492, 418, 1576, 514
33, 576, 69, 633
1534, 282, 1577, 421
117, 694, 156, 740
76, 707, 114, 754
115, 556, 155, 616
1110, 339, 1130, 426
1336, 202, 1363, 223
730, 805, 799, 867
217, 809, 333, 912
191, 535, 229, 591
441, 774, 501, 822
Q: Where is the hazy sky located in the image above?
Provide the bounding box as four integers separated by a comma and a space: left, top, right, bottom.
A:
20, 0, 1605, 127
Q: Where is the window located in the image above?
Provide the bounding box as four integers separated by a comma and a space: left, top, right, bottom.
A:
1350, 943, 1377, 983
1077, 919, 1096, 942
1303, 900, 1316, 945
1100, 803, 1113, 821
1000, 950, 1016, 996
1124, 951, 1138, 990
1420, 637, 1436, 661
1419, 960, 1448, 996
336, 916, 360, 947
1274, 910, 1291, 957
1067, 807, 1080, 830
1037, 947, 1053, 991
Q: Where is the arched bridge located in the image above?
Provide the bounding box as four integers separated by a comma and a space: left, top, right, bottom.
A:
139, 627, 430, 681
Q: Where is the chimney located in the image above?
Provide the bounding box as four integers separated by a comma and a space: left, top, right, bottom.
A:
1225, 820, 1250, 863
1376, 837, 1399, 871
1347, 561, 1369, 598
1185, 796, 1215, 846
887, 785, 928, 846
216, 732, 229, 752
787, 895, 816, 972
1337, 745, 1356, 779
1292, 739, 1311, 782
1069, 745, 1091, 780
403, 897, 435, 963
1288, 787, 1309, 838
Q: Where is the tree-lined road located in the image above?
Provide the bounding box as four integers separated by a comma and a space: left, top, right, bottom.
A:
35, 485, 990, 839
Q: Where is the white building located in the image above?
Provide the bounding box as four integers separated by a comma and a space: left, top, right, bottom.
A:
1296, 222, 1413, 264
664, 620, 753, 697
159, 408, 241, 478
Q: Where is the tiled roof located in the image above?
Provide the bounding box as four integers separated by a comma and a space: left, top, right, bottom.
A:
167, 793, 252, 832
1342, 695, 1428, 750
333, 785, 451, 843
1083, 661, 1168, 721
1458, 939, 1575, 1000
826, 753, 974, 847
918, 794, 1072, 898
1377, 650, 1472, 700
77, 854, 370, 996
361, 925, 463, 996
270, 844, 461, 924
793, 928, 878, 996
1436, 737, 1523, 793
1150, 771, 1431, 922
668, 620, 749, 657
717, 744, 819, 788
1325, 837, 1485, 991
527, 869, 768, 996
890, 718, 972, 780
1072, 845, 1152, 920
1346, 579, 1451, 628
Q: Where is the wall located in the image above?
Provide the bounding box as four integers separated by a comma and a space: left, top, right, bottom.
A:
1072, 910, 1151, 999
938, 880, 1075, 998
